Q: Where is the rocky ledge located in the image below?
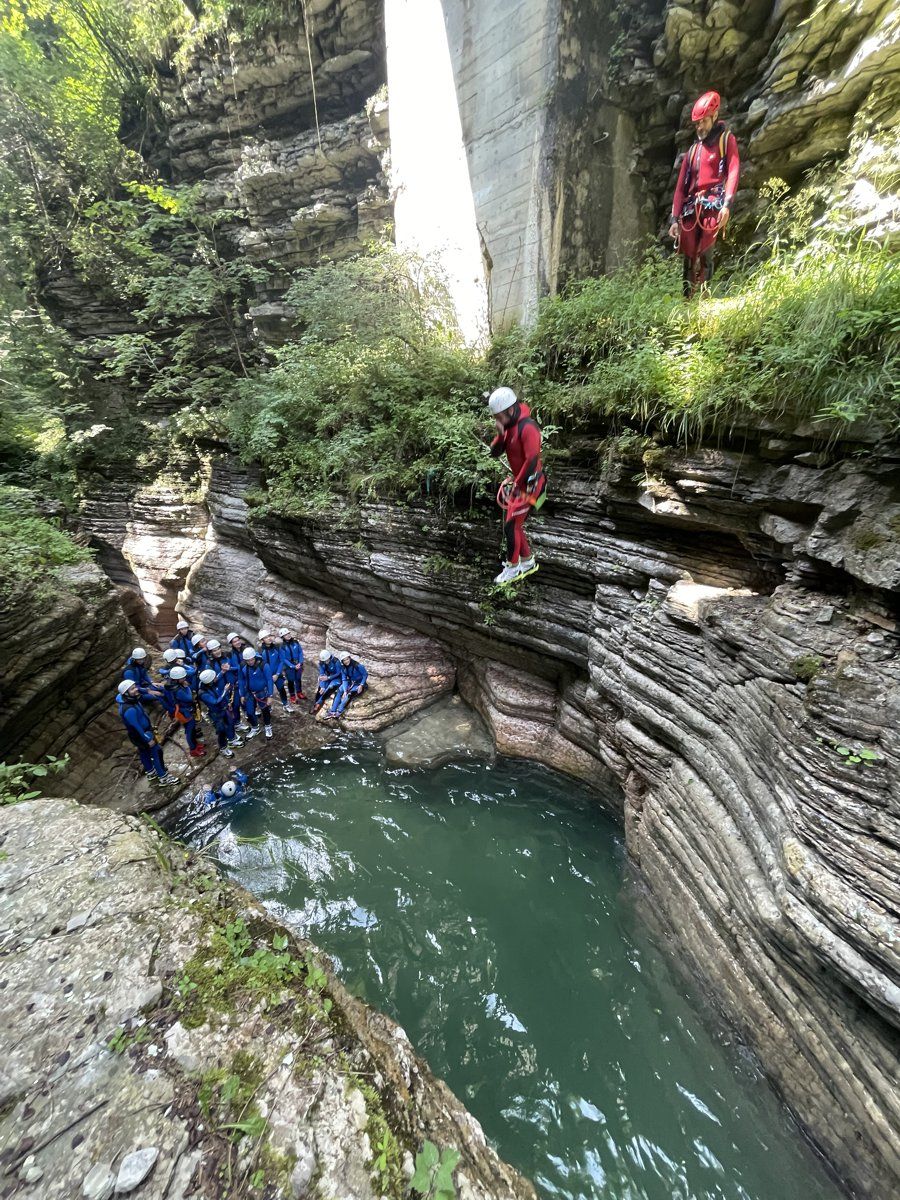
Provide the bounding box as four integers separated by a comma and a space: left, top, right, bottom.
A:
0, 798, 534, 1200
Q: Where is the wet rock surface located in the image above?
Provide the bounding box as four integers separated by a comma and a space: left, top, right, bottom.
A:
0, 799, 535, 1200
381, 695, 494, 770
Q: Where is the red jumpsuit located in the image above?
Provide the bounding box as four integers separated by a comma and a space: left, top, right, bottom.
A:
671, 121, 740, 293
490, 403, 544, 565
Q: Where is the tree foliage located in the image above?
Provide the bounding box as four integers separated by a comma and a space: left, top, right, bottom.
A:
228, 244, 497, 516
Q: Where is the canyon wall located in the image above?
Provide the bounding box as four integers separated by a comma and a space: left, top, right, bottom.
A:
13, 2, 900, 1195
151, 0, 900, 338
162, 435, 899, 1199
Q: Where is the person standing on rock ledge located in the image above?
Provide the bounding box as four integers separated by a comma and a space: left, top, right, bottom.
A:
488, 386, 546, 585
116, 681, 179, 786
668, 91, 740, 298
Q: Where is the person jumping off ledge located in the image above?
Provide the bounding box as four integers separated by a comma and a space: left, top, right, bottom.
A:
669, 91, 740, 299
487, 387, 546, 585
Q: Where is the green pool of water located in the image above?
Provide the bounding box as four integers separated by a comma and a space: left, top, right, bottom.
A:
173, 742, 843, 1200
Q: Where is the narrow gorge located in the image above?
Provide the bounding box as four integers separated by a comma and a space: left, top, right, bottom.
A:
1, 3, 898, 1199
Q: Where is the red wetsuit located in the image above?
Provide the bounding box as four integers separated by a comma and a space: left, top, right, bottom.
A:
490, 403, 544, 565
671, 121, 740, 290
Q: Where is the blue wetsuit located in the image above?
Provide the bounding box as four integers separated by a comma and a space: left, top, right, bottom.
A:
330, 659, 369, 716
200, 771, 249, 806
240, 659, 274, 729
122, 658, 164, 703
162, 682, 203, 751
261, 643, 288, 706
199, 678, 237, 748
118, 694, 167, 778
314, 656, 343, 711
170, 631, 195, 659
280, 638, 305, 698
193, 648, 212, 675
227, 644, 249, 723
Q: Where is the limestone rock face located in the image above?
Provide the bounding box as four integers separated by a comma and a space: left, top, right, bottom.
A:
0, 563, 134, 773
613, 0, 900, 235
156, 3, 391, 336
0, 799, 535, 1200
155, 435, 900, 1199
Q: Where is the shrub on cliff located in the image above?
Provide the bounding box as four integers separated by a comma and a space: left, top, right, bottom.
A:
228, 246, 496, 515
0, 486, 90, 605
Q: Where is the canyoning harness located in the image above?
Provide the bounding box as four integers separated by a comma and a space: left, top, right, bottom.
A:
494, 412, 547, 518
677, 128, 730, 236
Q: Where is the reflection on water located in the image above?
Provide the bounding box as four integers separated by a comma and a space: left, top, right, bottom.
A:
173, 743, 843, 1200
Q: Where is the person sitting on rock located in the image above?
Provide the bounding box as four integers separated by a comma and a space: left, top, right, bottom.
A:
312, 649, 343, 714
170, 619, 195, 659
240, 646, 275, 741
162, 665, 206, 758
326, 653, 369, 720
122, 647, 164, 703
668, 90, 740, 298
488, 386, 546, 585
226, 632, 252, 731
116, 680, 178, 785
279, 627, 306, 704
259, 629, 291, 716
198, 668, 243, 757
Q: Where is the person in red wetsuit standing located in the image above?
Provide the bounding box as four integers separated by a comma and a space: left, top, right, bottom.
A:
488, 387, 546, 585
668, 91, 740, 298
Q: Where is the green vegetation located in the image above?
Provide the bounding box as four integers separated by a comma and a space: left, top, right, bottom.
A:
0, 754, 69, 805
0, 487, 89, 603
230, 172, 899, 517
1, 3, 898, 534
228, 245, 495, 516
410, 1141, 460, 1200
174, 913, 332, 1030
492, 227, 899, 443
359, 1080, 405, 1198
791, 655, 824, 683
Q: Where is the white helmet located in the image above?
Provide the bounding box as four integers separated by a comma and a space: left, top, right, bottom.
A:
279, 627, 291, 638
191, 633, 206, 647
163, 648, 180, 663
131, 647, 147, 660
117, 680, 137, 695
242, 647, 258, 662
226, 631, 241, 644
220, 780, 237, 798
199, 669, 217, 685
258, 628, 272, 641
207, 639, 221, 651
488, 386, 517, 415
176, 620, 189, 631
318, 649, 331, 662
169, 666, 188, 681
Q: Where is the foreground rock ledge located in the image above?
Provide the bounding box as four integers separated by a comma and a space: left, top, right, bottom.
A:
0, 799, 535, 1200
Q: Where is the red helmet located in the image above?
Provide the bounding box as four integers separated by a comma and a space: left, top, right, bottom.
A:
691, 91, 720, 122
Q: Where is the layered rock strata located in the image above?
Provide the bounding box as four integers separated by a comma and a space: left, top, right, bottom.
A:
156, 2, 391, 336
0, 798, 535, 1200
164, 438, 900, 1198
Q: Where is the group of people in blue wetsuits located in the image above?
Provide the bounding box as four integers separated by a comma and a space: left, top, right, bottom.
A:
116, 619, 369, 787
